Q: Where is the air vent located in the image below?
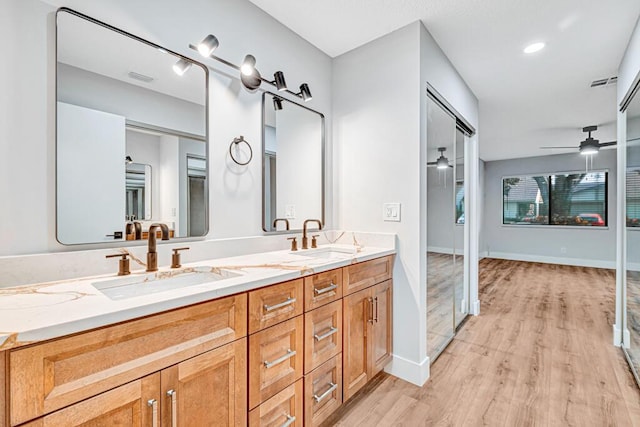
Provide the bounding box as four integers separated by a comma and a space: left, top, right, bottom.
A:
128, 71, 154, 83
590, 76, 617, 88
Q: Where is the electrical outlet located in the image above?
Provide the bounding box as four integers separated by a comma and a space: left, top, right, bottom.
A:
383, 203, 401, 222
285, 205, 296, 219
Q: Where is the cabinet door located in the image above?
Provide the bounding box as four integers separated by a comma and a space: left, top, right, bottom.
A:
342, 288, 371, 401
370, 280, 393, 377
22, 374, 160, 427
161, 339, 247, 427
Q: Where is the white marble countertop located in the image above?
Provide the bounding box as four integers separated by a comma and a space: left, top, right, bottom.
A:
0, 244, 395, 351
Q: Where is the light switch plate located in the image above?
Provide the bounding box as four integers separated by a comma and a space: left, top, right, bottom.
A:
285, 205, 296, 219
383, 202, 401, 222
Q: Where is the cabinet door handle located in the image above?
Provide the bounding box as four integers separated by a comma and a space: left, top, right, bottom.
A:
314, 283, 337, 295
314, 326, 338, 341
264, 349, 296, 368
374, 296, 379, 323
280, 414, 296, 427
368, 297, 375, 324
147, 399, 158, 427
166, 389, 177, 427
313, 382, 338, 403
264, 297, 296, 312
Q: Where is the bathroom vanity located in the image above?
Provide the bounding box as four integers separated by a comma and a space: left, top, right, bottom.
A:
0, 247, 394, 427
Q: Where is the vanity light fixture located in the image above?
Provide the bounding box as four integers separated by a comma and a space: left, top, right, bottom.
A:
298, 83, 312, 102
241, 54, 257, 76
523, 42, 545, 54
273, 96, 283, 111
172, 58, 192, 76
272, 71, 288, 91
197, 34, 219, 57
188, 35, 313, 102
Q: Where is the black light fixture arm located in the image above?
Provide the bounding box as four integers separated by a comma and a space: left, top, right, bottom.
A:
188, 42, 311, 101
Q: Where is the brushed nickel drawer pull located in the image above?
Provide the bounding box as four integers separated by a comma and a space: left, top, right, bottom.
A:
147, 399, 158, 427
314, 283, 338, 295
280, 414, 296, 427
264, 349, 296, 368
264, 297, 296, 312
313, 382, 337, 403
166, 389, 177, 427
314, 326, 338, 341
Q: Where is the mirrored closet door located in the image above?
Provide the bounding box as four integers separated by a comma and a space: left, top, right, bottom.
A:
625, 85, 640, 384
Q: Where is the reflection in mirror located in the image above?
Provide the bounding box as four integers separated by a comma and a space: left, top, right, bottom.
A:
626, 83, 640, 384
262, 93, 324, 232
125, 163, 151, 221
453, 128, 466, 328
56, 9, 208, 244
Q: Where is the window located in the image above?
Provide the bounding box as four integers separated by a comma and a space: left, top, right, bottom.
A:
628, 168, 640, 227
503, 171, 607, 227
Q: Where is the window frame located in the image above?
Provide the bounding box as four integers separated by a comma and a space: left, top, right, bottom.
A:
501, 169, 609, 229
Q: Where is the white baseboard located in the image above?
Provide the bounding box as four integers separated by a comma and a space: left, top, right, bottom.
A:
487, 252, 615, 269
385, 354, 430, 386
624, 329, 631, 349
471, 299, 480, 316
613, 324, 622, 347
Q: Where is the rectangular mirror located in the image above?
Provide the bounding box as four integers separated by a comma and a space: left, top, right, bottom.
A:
262, 93, 325, 232
56, 8, 208, 245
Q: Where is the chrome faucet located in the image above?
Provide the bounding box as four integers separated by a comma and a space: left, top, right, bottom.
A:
302, 219, 322, 250
146, 223, 170, 272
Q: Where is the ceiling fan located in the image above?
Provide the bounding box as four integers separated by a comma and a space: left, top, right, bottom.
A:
427, 147, 453, 169
540, 125, 616, 155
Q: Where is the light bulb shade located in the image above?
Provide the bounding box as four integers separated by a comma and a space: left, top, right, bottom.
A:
299, 83, 312, 101
197, 34, 219, 57
436, 155, 449, 169
173, 58, 192, 76
273, 97, 283, 111
580, 146, 599, 155
241, 67, 262, 92
241, 54, 256, 76
579, 138, 600, 155
274, 71, 287, 91
125, 155, 133, 164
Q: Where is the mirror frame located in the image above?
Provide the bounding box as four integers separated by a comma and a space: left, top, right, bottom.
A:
55, 7, 210, 245
261, 91, 325, 233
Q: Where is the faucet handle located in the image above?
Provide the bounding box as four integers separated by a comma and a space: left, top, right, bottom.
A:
106, 253, 131, 276
171, 247, 190, 269
311, 235, 319, 249
287, 237, 298, 252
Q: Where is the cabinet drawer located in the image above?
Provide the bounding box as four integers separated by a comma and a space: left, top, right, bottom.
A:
249, 279, 304, 333
249, 316, 304, 409
343, 255, 393, 295
304, 355, 342, 427
249, 379, 303, 427
304, 300, 342, 374
304, 269, 343, 311
9, 294, 247, 426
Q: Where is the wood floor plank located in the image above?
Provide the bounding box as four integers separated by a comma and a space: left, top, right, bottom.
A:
323, 259, 640, 427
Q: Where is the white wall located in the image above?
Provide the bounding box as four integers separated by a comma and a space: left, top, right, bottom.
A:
482, 150, 617, 268
618, 16, 640, 106
0, 0, 332, 256
58, 64, 206, 136
126, 130, 161, 220
334, 20, 478, 386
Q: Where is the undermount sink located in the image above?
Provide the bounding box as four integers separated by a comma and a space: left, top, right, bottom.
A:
93, 266, 240, 301
291, 246, 357, 260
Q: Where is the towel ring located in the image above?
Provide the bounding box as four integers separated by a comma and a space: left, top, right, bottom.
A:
229, 135, 253, 166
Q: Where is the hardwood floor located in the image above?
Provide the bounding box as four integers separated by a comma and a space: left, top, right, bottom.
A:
324, 259, 640, 426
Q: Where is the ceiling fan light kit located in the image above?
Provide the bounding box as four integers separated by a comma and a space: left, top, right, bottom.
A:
539, 125, 616, 155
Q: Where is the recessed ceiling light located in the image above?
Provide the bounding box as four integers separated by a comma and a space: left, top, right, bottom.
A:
524, 42, 545, 54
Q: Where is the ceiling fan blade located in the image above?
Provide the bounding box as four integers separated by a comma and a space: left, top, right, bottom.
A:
599, 141, 616, 147
539, 146, 576, 149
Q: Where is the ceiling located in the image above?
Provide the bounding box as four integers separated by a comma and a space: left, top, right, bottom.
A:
247, 0, 640, 161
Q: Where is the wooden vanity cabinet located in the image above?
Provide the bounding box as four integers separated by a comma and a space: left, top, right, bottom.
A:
343, 279, 393, 401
